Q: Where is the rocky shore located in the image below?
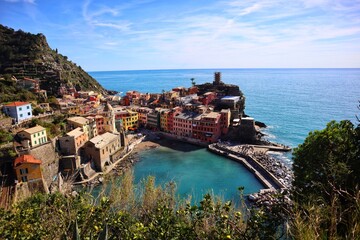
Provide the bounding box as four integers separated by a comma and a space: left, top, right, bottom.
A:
225, 145, 293, 188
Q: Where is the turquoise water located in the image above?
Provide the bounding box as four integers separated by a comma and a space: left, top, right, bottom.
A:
134, 144, 264, 202
89, 68, 360, 199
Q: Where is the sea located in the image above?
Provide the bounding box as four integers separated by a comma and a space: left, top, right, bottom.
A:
89, 68, 360, 201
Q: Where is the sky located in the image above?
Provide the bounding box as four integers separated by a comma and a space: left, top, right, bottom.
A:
1, 0, 360, 71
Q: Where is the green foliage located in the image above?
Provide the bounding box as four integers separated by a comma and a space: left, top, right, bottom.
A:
29, 115, 65, 137
0, 129, 13, 143
0, 78, 37, 102
292, 120, 360, 238
293, 120, 359, 202
32, 107, 44, 116
0, 173, 290, 239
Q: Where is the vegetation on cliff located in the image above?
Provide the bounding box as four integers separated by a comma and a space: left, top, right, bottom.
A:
292, 117, 360, 238
0, 24, 107, 96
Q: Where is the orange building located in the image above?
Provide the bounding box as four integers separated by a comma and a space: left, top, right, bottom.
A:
14, 155, 43, 183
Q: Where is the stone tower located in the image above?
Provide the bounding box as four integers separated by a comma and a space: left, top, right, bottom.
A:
103, 102, 117, 133
213, 72, 222, 85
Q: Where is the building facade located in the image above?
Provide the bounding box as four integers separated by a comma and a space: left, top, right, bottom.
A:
14, 155, 42, 183
58, 127, 88, 155
3, 101, 32, 123
18, 125, 47, 148
192, 112, 221, 143
84, 132, 121, 172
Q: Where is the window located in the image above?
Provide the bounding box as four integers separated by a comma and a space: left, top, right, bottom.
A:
21, 176, 28, 182
28, 112, 31, 116
19, 107, 22, 111
34, 141, 37, 145
20, 114, 23, 117
27, 106, 30, 109
20, 168, 28, 174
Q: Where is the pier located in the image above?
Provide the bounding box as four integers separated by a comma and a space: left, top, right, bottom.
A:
208, 143, 292, 190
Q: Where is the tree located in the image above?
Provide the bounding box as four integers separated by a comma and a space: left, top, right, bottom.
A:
293, 120, 359, 201
32, 107, 44, 116
190, 78, 196, 86
292, 120, 360, 237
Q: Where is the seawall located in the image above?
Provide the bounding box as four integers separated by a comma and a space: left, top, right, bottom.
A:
208, 144, 285, 190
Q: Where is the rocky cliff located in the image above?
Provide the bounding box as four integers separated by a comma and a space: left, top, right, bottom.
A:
0, 24, 107, 96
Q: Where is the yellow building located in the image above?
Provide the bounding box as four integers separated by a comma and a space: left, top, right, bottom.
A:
14, 155, 43, 183
159, 108, 170, 132
18, 125, 47, 148
115, 109, 139, 131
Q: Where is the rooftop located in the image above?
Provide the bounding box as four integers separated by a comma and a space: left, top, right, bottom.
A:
202, 111, 220, 119
221, 96, 240, 101
67, 116, 88, 125
21, 125, 46, 134
175, 112, 200, 120
14, 155, 42, 167
4, 101, 30, 107
89, 132, 119, 149
66, 127, 84, 138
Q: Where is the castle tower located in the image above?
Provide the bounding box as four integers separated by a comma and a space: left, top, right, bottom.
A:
213, 72, 222, 85
103, 102, 117, 133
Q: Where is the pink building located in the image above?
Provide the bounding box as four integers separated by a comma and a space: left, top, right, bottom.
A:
193, 112, 221, 143
173, 112, 198, 138
167, 107, 182, 134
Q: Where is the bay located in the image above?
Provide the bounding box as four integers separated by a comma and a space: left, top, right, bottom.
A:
89, 68, 360, 199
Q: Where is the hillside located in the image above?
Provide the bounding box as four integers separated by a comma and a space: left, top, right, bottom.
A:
0, 24, 108, 96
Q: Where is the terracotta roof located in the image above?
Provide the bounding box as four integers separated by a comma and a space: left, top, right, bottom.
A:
14, 155, 42, 167
4, 101, 30, 107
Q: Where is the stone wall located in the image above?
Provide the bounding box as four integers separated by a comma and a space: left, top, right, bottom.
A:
29, 140, 59, 189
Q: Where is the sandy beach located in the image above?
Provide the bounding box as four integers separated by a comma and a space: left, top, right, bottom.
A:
133, 140, 161, 154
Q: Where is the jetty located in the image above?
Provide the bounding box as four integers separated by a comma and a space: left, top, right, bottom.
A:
208, 143, 292, 190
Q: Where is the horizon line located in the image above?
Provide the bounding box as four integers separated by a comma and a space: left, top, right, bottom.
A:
88, 67, 360, 72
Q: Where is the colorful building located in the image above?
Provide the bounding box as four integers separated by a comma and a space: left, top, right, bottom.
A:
159, 109, 170, 132
173, 112, 199, 138
3, 101, 32, 123
114, 109, 139, 131
67, 116, 98, 139
192, 112, 221, 143
18, 125, 47, 148
58, 127, 88, 155
166, 107, 182, 133
14, 155, 42, 183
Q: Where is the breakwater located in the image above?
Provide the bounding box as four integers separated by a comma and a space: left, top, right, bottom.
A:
208, 143, 293, 190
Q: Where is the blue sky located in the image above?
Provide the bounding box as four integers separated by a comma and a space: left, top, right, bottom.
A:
1, 0, 360, 71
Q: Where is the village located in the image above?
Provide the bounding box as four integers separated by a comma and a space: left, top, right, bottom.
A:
0, 72, 290, 208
